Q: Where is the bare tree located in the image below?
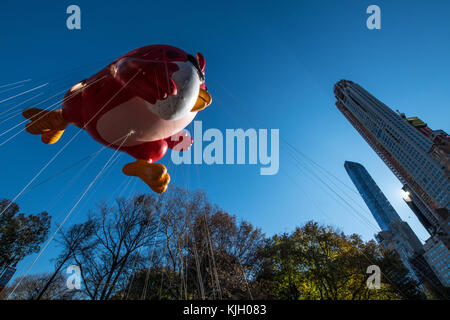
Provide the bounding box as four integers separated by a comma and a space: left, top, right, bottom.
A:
124, 187, 265, 300
36, 220, 97, 300
5, 272, 81, 300
68, 194, 160, 300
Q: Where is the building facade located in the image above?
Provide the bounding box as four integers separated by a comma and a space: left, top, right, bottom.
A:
376, 221, 444, 292
344, 161, 446, 289
335, 80, 449, 241
423, 235, 450, 287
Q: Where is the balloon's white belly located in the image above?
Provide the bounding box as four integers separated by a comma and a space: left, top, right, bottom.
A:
96, 97, 196, 147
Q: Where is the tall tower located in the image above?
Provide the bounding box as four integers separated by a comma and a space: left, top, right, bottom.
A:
335, 80, 449, 241
344, 161, 445, 290
344, 161, 401, 231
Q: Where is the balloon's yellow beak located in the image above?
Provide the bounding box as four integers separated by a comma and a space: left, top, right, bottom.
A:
191, 88, 212, 112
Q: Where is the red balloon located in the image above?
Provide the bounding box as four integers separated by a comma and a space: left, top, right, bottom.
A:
23, 44, 212, 193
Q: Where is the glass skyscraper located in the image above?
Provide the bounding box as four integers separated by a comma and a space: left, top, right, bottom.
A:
335, 80, 449, 238
344, 161, 446, 290
344, 161, 401, 231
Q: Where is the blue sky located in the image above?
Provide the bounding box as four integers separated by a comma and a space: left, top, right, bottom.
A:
1, 0, 449, 280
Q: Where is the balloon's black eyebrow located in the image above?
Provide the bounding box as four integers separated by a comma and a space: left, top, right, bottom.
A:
187, 54, 205, 81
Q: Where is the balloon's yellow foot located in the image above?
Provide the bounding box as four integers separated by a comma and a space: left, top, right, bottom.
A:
122, 160, 170, 194
22, 108, 68, 144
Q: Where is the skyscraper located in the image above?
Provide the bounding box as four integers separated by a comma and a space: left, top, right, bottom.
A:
344, 161, 446, 290
344, 161, 401, 231
334, 80, 449, 242
423, 235, 450, 287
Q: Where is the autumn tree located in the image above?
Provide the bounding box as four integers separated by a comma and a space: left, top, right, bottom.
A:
186, 206, 264, 299
123, 188, 265, 300
254, 221, 425, 300
0, 199, 51, 275
53, 189, 428, 301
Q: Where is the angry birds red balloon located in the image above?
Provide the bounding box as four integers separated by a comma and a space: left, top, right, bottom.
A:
22, 44, 212, 193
